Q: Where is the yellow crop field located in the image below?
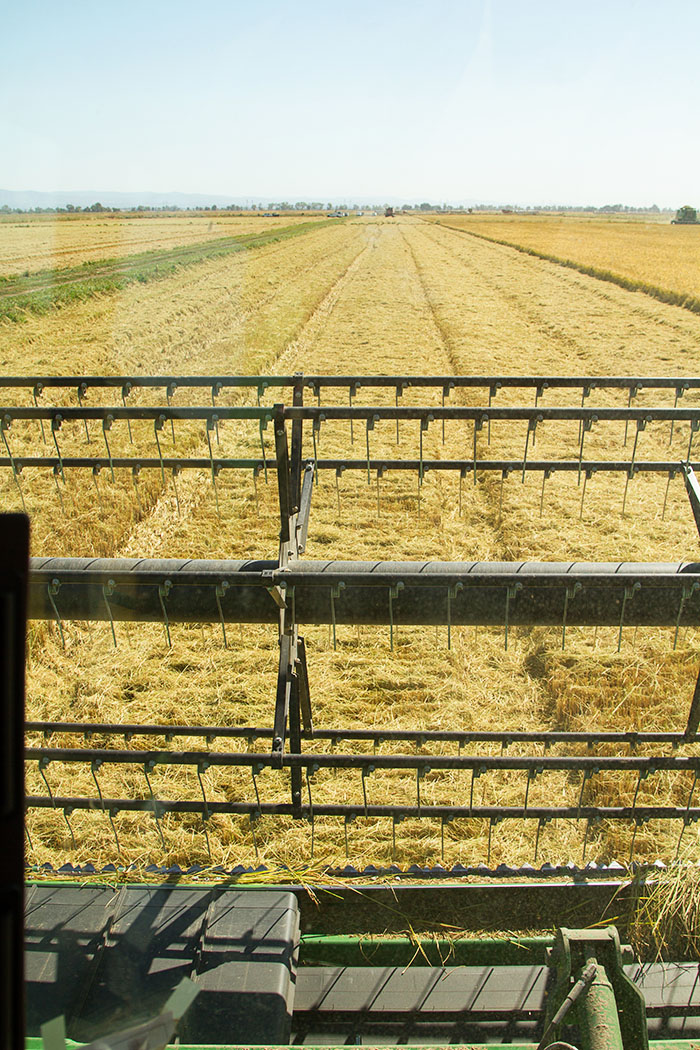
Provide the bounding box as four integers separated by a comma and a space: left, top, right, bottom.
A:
6, 215, 700, 875
0, 211, 319, 276
428, 212, 700, 305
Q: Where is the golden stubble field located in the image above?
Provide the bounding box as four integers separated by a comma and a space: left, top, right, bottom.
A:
430, 211, 700, 302
4, 213, 700, 873
0, 211, 319, 276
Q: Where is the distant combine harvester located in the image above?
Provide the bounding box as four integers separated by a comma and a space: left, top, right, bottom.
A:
672, 204, 699, 224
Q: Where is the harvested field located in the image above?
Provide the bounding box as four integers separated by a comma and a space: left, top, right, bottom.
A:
0, 212, 319, 277
8, 215, 700, 873
429, 212, 700, 306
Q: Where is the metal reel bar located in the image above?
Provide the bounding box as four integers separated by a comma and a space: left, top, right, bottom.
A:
1, 456, 696, 476
25, 747, 700, 773
25, 793, 700, 823
9, 373, 700, 396
2, 404, 700, 424
25, 721, 693, 747
26, 560, 700, 628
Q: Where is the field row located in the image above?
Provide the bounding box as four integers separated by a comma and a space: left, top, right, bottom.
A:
428, 212, 700, 305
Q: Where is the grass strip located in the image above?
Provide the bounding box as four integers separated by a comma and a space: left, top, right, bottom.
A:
430, 219, 700, 318
0, 218, 343, 324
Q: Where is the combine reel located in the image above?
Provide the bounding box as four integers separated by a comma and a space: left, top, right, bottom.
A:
6, 373, 700, 1048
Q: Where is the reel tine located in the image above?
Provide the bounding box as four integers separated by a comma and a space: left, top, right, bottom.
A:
335, 466, 343, 518
171, 464, 182, 517
388, 582, 403, 651
132, 464, 142, 512
38, 756, 55, 808
166, 382, 177, 446
662, 468, 677, 520
121, 382, 134, 444
617, 582, 641, 653
47, 578, 65, 649
212, 382, 223, 445
624, 383, 640, 446
216, 582, 229, 649
52, 465, 66, 515
92, 463, 103, 508
154, 414, 166, 484
77, 383, 90, 444
1, 417, 27, 513
206, 418, 221, 515
158, 580, 173, 648
306, 767, 316, 860
51, 414, 65, 483
144, 760, 166, 852
252, 464, 261, 515
344, 812, 355, 859
534, 815, 550, 866
102, 415, 115, 481
539, 467, 552, 517
197, 760, 213, 863
33, 382, 47, 444
580, 468, 594, 519
330, 582, 345, 650
92, 758, 120, 854
63, 806, 77, 851
102, 579, 118, 648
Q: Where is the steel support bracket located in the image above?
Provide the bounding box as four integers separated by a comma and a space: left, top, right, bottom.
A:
272, 406, 313, 770
542, 926, 648, 1050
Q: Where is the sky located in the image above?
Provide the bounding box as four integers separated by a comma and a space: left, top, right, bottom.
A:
3, 0, 700, 207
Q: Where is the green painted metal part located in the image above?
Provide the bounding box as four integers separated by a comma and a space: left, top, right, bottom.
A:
544, 927, 649, 1050
575, 962, 625, 1050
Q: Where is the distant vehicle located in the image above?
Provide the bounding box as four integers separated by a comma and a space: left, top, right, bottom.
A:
263, 212, 273, 217
385, 206, 394, 217
672, 205, 699, 224
356, 211, 363, 216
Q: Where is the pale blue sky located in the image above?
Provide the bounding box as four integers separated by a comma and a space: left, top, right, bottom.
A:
3, 0, 699, 206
